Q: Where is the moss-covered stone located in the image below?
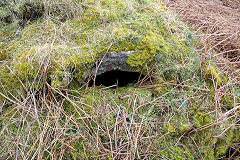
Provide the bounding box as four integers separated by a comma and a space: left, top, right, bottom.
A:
1, 0, 239, 159
0, 0, 196, 91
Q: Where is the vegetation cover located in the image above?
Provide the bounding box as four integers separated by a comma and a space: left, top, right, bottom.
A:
0, 0, 239, 159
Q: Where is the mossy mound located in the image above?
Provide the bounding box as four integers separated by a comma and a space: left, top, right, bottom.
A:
1, 0, 195, 91
0, 0, 239, 159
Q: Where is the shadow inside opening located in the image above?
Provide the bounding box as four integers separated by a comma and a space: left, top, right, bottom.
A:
88, 70, 144, 87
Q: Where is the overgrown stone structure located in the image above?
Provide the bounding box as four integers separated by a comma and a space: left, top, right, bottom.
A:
85, 51, 142, 87
86, 51, 137, 77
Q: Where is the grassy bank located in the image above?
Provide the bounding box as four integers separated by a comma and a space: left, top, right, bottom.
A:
0, 0, 239, 159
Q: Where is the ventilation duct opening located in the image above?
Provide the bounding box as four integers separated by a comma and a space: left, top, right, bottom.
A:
88, 70, 143, 87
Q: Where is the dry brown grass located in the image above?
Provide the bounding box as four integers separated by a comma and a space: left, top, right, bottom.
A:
165, 0, 240, 67
1, 0, 240, 159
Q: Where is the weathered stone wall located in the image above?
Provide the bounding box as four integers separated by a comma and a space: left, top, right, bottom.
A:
85, 51, 138, 80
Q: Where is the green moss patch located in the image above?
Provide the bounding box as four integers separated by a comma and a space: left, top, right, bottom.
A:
0, 0, 239, 159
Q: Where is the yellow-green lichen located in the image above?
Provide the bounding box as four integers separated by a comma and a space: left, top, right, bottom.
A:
0, 45, 11, 61
206, 65, 222, 86
215, 127, 240, 157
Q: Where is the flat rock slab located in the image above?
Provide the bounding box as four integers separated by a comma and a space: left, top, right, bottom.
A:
85, 51, 138, 80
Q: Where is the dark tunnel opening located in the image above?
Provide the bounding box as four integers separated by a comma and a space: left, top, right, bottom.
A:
88, 70, 144, 87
